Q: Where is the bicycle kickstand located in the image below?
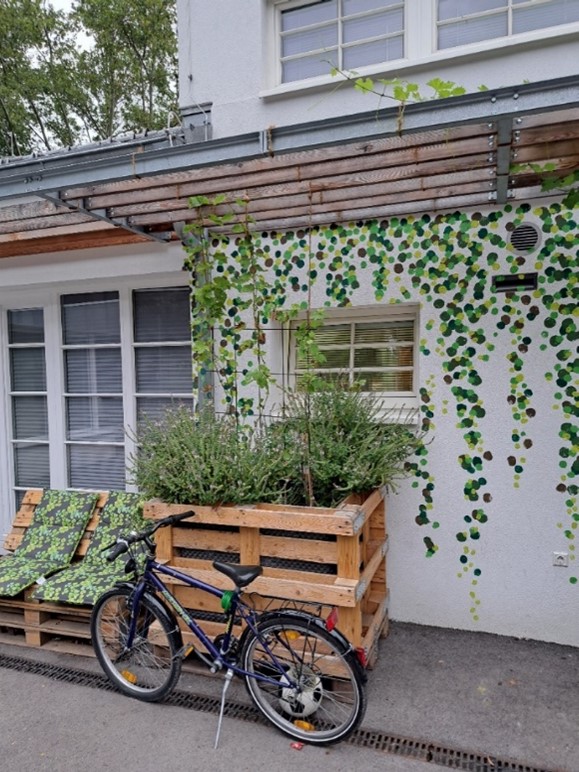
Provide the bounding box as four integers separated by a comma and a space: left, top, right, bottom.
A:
214, 668, 234, 749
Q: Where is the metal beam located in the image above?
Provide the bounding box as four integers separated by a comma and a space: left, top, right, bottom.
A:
494, 117, 515, 204
0, 75, 577, 203
38, 192, 172, 243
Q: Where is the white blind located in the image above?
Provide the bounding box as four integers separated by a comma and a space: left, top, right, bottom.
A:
7, 308, 49, 501
61, 292, 125, 490
437, 0, 579, 49
295, 316, 415, 393
513, 0, 579, 32
280, 0, 404, 83
133, 288, 194, 426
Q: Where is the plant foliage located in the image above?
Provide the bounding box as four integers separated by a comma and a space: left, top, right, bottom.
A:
0, 0, 177, 156
131, 388, 424, 508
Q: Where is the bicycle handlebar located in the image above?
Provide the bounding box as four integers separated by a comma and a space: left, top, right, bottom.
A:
103, 510, 196, 562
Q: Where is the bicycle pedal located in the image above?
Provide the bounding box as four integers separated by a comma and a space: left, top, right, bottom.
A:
181, 644, 196, 659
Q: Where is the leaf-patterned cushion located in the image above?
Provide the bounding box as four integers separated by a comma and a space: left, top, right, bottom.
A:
16, 490, 99, 561
0, 557, 64, 597
0, 489, 98, 597
32, 491, 146, 605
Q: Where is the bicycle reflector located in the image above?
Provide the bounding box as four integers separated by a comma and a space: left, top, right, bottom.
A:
325, 607, 338, 631
120, 670, 137, 684
221, 590, 235, 612
355, 647, 368, 668
293, 720, 315, 732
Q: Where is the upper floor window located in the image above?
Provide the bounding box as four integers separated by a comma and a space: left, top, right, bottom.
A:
279, 0, 405, 83
271, 0, 579, 88
437, 0, 579, 50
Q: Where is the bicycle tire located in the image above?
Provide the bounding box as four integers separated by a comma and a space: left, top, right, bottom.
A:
90, 585, 181, 702
241, 611, 367, 745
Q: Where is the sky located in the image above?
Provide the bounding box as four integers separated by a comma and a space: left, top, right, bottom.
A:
49, 0, 73, 10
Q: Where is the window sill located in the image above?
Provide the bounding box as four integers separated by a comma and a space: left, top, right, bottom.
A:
259, 23, 579, 100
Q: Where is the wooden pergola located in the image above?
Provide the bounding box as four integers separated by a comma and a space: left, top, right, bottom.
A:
0, 76, 578, 259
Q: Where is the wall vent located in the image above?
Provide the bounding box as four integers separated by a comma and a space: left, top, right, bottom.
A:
509, 223, 541, 253
492, 273, 538, 293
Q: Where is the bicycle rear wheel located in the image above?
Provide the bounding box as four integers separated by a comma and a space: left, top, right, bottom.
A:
241, 612, 366, 745
91, 586, 181, 702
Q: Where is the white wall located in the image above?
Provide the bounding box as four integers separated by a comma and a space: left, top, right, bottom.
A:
177, 0, 579, 138
200, 196, 578, 646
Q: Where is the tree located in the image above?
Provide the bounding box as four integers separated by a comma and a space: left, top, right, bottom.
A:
0, 0, 81, 155
0, 0, 178, 157
72, 0, 178, 140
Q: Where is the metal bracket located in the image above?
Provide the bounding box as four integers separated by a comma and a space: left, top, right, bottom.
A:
38, 191, 171, 243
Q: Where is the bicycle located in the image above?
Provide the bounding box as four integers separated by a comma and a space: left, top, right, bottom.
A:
90, 511, 367, 747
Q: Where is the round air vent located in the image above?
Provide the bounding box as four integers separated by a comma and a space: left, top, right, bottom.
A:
509, 223, 541, 253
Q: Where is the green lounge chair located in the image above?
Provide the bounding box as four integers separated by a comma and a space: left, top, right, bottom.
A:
0, 490, 99, 597
32, 491, 146, 606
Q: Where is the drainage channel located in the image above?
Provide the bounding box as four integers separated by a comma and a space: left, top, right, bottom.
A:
0, 652, 553, 772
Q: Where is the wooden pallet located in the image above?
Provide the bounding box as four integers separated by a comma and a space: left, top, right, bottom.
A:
0, 489, 388, 667
0, 489, 108, 654
0, 590, 94, 655
144, 488, 389, 666
3, 489, 109, 556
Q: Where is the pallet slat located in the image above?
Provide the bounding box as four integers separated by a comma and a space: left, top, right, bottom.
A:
145, 488, 388, 663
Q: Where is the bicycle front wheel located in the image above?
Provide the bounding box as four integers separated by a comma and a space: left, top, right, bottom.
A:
241, 613, 366, 745
91, 586, 181, 702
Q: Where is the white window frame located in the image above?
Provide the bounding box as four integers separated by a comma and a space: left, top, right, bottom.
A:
0, 274, 192, 513
263, 0, 579, 95
288, 303, 420, 420
275, 0, 406, 85
436, 0, 579, 52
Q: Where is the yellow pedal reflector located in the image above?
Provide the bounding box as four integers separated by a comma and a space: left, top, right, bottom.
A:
282, 630, 301, 641
293, 720, 315, 732
183, 645, 196, 658
120, 670, 137, 684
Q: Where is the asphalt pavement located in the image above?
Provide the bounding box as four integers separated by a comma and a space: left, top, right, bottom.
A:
0, 621, 577, 772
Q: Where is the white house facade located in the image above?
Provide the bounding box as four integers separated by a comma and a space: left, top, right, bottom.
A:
0, 0, 577, 647
175, 0, 579, 646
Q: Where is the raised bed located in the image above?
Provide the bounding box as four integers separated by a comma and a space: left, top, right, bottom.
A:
144, 487, 389, 666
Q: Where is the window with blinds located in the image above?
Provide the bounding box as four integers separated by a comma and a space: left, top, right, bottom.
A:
133, 287, 194, 425
437, 0, 579, 50
8, 309, 49, 509
279, 0, 404, 83
294, 314, 416, 395
61, 292, 125, 490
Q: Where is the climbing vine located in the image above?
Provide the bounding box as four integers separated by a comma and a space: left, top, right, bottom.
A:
182, 196, 578, 609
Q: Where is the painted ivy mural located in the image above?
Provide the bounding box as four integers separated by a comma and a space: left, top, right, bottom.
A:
189, 201, 578, 614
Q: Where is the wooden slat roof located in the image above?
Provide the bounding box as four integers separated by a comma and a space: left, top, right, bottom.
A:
0, 97, 577, 259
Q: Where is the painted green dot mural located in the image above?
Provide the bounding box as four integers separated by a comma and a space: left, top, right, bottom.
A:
187, 200, 578, 610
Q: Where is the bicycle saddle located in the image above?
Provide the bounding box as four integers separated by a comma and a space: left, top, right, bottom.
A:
213, 562, 263, 588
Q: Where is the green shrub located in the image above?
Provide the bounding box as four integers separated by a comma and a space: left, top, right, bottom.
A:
130, 408, 294, 506
131, 388, 424, 508
274, 385, 424, 507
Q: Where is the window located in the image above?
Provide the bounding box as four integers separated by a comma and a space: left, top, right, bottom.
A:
271, 0, 579, 88
61, 292, 125, 490
437, 0, 579, 50
4, 284, 193, 507
279, 0, 405, 83
133, 287, 194, 424
293, 309, 417, 407
8, 309, 50, 508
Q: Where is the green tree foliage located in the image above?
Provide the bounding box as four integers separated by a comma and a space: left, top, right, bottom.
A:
0, 0, 177, 157
72, 0, 178, 139
0, 0, 80, 155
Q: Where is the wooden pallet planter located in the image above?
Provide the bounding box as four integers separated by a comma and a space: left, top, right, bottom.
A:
144, 487, 389, 667
0, 489, 107, 654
